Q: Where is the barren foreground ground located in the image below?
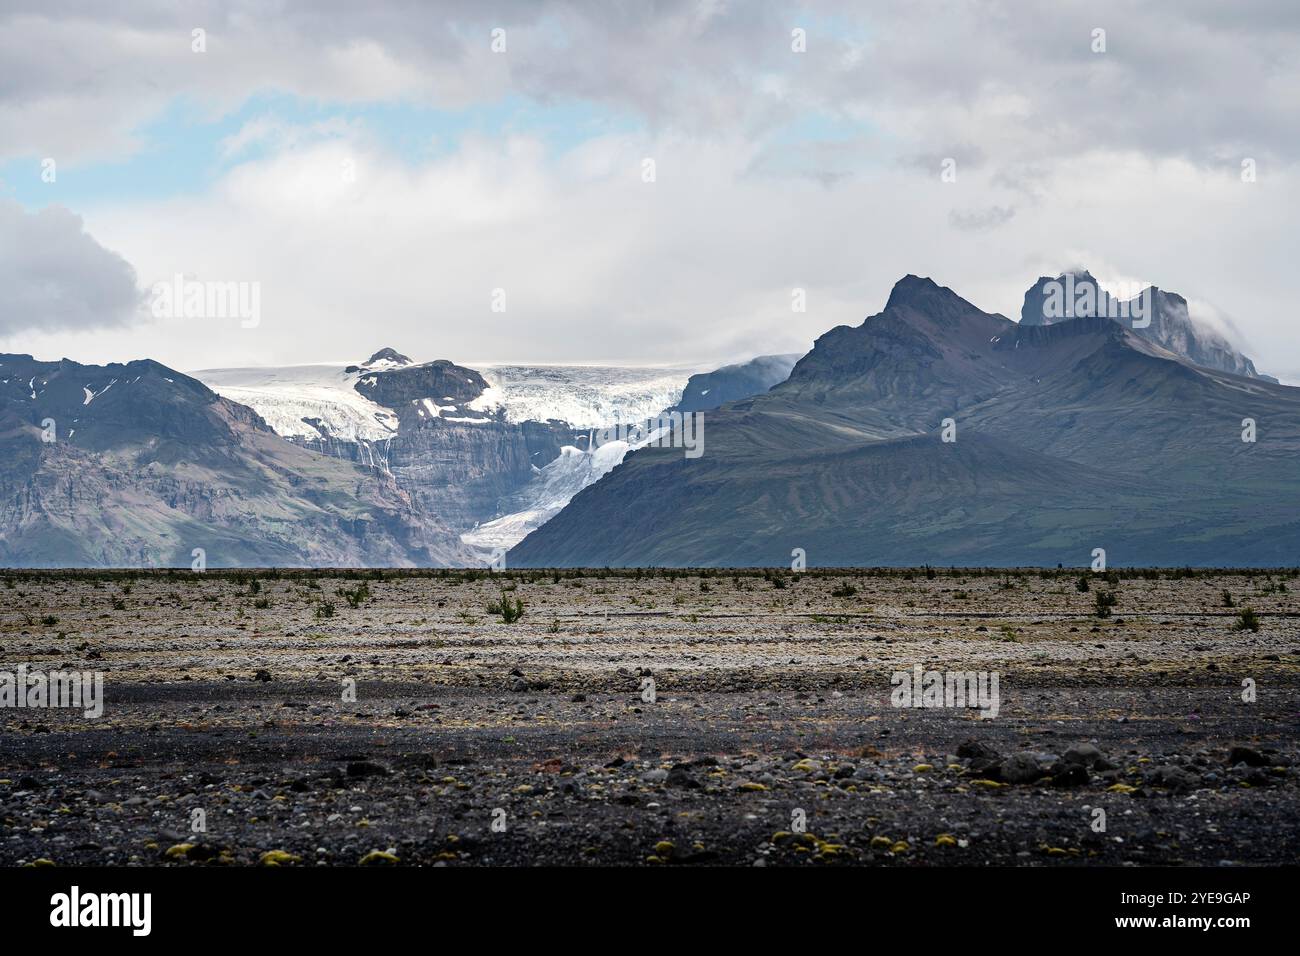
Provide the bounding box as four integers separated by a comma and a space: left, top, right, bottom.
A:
2, 568, 1297, 867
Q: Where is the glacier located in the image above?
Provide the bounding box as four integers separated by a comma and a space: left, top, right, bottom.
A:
193, 356, 697, 557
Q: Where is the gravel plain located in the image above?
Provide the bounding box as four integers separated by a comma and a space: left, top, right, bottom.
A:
1, 567, 1297, 866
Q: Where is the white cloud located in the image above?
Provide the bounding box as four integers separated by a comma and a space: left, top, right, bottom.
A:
3, 1, 1299, 379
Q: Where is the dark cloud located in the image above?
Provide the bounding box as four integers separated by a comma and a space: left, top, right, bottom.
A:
0, 201, 141, 335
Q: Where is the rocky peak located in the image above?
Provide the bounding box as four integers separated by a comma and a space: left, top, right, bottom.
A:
350, 347, 413, 372
1019, 270, 1272, 380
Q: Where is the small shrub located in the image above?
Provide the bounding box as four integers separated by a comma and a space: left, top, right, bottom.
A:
337, 583, 371, 608
1235, 607, 1260, 632
1094, 590, 1117, 619
315, 601, 336, 619
487, 593, 524, 624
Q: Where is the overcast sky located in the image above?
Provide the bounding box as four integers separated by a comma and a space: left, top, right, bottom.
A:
2, 1, 1298, 380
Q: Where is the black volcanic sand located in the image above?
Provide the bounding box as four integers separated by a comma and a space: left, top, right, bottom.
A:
1, 568, 1297, 866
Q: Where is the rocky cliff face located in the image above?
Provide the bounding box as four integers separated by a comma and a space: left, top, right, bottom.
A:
1020, 271, 1274, 380
0, 354, 472, 567
672, 353, 801, 413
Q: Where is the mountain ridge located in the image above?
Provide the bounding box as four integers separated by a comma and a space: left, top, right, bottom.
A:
509, 274, 1299, 567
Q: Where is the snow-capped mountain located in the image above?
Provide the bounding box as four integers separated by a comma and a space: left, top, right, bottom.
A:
192, 350, 703, 556
197, 354, 695, 439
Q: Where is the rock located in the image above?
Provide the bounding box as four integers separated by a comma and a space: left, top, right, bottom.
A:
253, 669, 273, 683
1000, 752, 1046, 784
640, 769, 669, 784
346, 760, 391, 778
1062, 743, 1104, 768
1051, 764, 1089, 787
1227, 746, 1270, 767
1145, 766, 1199, 792
956, 739, 1000, 761
665, 766, 699, 789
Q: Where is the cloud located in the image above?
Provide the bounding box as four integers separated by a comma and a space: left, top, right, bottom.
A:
4, 2, 1300, 379
4, 2, 1299, 170
949, 205, 1015, 233
0, 200, 141, 336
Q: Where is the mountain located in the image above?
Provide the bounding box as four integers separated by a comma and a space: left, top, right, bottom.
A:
1021, 270, 1276, 381
0, 354, 472, 567
195, 356, 704, 555
672, 354, 801, 412
509, 275, 1300, 567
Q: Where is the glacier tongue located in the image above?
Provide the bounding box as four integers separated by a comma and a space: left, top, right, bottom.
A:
461, 439, 633, 553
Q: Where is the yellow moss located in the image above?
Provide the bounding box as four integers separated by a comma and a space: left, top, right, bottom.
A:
870, 835, 893, 849
258, 849, 302, 866
1106, 783, 1138, 794
738, 782, 768, 791
792, 759, 820, 772
164, 843, 195, 859
913, 764, 934, 773
772, 831, 793, 843
358, 850, 399, 865
27, 858, 56, 868
654, 841, 675, 856
890, 841, 910, 853
934, 834, 958, 847
970, 779, 1005, 788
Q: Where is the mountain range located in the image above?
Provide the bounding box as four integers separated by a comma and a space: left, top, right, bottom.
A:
510, 274, 1298, 567
3, 271, 1291, 567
